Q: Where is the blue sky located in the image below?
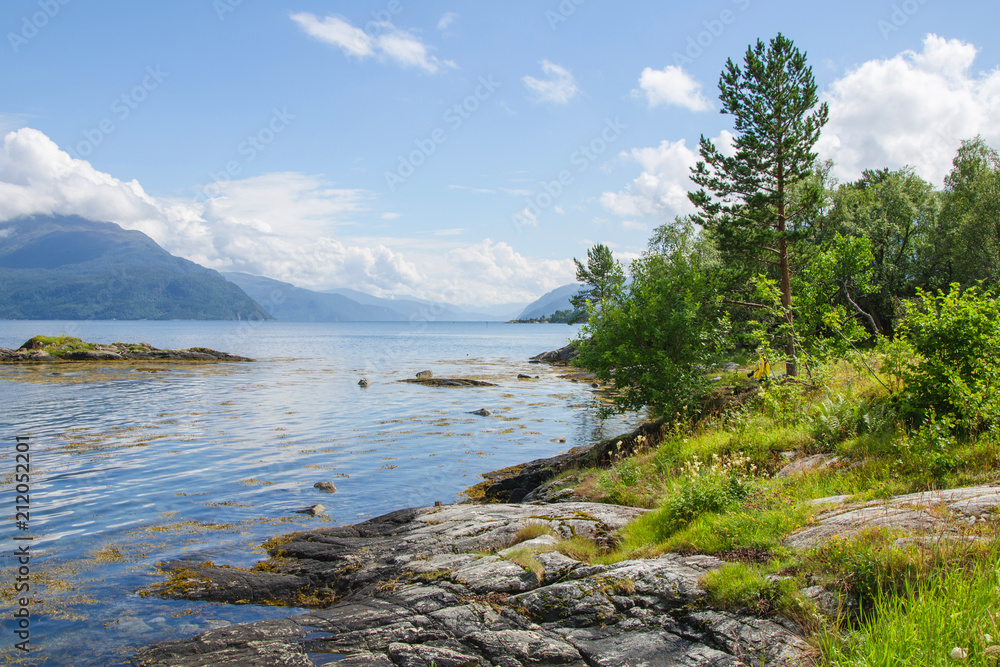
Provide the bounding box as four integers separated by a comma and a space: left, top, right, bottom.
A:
2, 0, 999, 306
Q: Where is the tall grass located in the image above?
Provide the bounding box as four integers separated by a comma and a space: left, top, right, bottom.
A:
819, 559, 1000, 666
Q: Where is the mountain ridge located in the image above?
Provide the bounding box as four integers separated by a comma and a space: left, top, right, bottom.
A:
0, 215, 270, 320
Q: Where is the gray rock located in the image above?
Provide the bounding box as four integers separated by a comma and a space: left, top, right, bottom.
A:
786, 484, 1000, 550
530, 345, 579, 363
292, 504, 326, 516
134, 502, 809, 666
775, 453, 840, 478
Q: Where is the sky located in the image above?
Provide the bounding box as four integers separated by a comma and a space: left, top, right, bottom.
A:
2, 0, 999, 308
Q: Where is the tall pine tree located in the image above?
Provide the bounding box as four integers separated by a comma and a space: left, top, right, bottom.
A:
689, 33, 828, 376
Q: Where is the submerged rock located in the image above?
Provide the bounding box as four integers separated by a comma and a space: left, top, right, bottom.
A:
401, 378, 497, 387
292, 504, 326, 516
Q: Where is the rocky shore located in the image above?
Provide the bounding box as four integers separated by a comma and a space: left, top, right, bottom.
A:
132, 502, 809, 667
130, 411, 1000, 667
0, 336, 252, 362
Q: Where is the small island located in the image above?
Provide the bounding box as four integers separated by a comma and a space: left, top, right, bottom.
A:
0, 335, 252, 363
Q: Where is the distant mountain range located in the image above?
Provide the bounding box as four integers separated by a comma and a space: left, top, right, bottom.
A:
324, 288, 511, 322
516, 283, 583, 320
0, 216, 270, 320
0, 214, 555, 323
222, 275, 517, 322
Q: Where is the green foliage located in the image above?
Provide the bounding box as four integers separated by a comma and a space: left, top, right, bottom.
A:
642, 453, 755, 542
932, 137, 1000, 289
570, 243, 625, 319
701, 563, 769, 610
815, 537, 1000, 667
575, 246, 729, 419
689, 33, 829, 376
828, 168, 939, 335
897, 284, 1000, 430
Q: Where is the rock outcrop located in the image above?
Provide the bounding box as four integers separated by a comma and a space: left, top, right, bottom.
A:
467, 420, 669, 504
787, 484, 1000, 550
133, 502, 809, 666
530, 344, 579, 364
0, 337, 251, 363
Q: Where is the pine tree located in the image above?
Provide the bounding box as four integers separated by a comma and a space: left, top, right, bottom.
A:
689, 33, 828, 376
570, 243, 625, 320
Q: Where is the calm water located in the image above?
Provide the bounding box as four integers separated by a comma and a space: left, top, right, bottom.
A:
0, 321, 635, 665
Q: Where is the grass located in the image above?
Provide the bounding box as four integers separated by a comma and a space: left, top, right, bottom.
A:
553, 350, 1000, 663
818, 556, 1000, 666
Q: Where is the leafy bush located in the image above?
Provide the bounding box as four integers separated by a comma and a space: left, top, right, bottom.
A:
898, 284, 1000, 431
644, 453, 755, 541
575, 248, 729, 420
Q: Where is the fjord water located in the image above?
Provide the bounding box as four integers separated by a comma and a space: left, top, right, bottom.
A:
0, 321, 635, 665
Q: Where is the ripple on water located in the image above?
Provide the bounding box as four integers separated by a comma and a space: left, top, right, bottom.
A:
0, 321, 639, 665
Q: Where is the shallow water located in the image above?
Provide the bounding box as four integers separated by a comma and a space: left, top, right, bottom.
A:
0, 320, 636, 665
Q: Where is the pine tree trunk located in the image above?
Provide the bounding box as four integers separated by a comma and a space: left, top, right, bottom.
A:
777, 175, 797, 378
779, 236, 797, 377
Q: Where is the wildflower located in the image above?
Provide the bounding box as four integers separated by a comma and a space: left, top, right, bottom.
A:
950, 647, 968, 661
984, 645, 1000, 658
986, 634, 994, 645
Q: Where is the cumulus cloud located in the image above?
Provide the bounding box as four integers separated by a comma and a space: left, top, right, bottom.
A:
444, 239, 575, 304
600, 132, 734, 223
290, 12, 456, 74
817, 34, 1000, 187
636, 65, 713, 112
523, 61, 580, 104
0, 128, 569, 305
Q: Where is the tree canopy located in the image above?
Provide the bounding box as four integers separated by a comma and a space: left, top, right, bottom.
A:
689, 33, 829, 376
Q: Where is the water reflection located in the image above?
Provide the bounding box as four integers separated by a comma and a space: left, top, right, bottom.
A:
0, 322, 639, 665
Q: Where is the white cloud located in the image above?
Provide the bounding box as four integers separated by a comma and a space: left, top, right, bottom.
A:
600, 132, 733, 223
437, 12, 458, 31
289, 13, 373, 58
817, 34, 1000, 186
444, 239, 575, 304
636, 65, 713, 112
0, 128, 572, 305
381, 212, 401, 220
290, 12, 456, 74
523, 61, 579, 104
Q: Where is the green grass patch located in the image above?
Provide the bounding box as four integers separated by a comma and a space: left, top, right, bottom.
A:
819, 560, 1000, 666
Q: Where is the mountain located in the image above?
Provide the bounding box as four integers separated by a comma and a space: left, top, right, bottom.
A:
222, 273, 400, 322
0, 216, 270, 320
516, 283, 583, 320
325, 288, 506, 321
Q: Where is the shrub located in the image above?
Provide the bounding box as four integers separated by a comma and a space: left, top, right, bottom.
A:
645, 453, 755, 542
898, 284, 1000, 431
